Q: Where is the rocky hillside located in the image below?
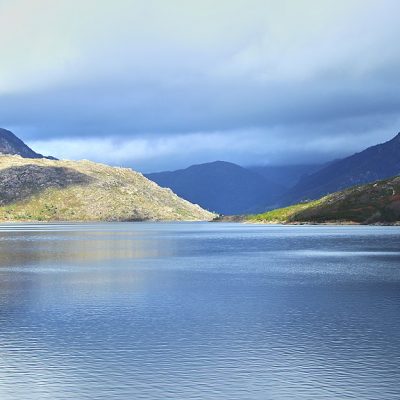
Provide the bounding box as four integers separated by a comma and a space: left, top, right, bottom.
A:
281, 132, 400, 205
0, 155, 214, 222
0, 128, 53, 159
249, 175, 400, 224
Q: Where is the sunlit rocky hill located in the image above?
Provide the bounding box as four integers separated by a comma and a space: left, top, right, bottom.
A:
0, 155, 215, 222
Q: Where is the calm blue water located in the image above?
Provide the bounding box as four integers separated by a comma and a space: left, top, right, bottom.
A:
0, 223, 399, 399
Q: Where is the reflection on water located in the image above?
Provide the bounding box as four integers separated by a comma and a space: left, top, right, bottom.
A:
0, 227, 175, 266
0, 223, 400, 399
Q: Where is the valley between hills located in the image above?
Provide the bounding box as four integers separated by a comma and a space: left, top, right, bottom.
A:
1, 127, 400, 224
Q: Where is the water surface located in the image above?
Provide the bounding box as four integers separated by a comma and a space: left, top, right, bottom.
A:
0, 223, 399, 399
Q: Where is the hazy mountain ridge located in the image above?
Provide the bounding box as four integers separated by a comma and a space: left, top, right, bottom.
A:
249, 164, 323, 189
0, 155, 214, 222
248, 175, 400, 224
146, 161, 285, 215
281, 133, 400, 205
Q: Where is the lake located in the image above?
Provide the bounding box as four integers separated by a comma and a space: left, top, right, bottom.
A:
0, 222, 399, 399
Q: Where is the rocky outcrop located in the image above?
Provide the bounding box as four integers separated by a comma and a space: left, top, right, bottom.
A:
0, 155, 215, 222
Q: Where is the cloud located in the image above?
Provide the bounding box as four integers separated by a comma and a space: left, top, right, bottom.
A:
29, 112, 400, 172
1, 0, 400, 169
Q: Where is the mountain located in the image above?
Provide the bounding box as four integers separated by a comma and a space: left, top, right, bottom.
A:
146, 161, 285, 215
249, 164, 323, 189
282, 132, 400, 205
248, 175, 400, 224
0, 155, 214, 222
0, 128, 55, 159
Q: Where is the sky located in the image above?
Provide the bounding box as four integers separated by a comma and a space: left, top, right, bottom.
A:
1, 0, 400, 172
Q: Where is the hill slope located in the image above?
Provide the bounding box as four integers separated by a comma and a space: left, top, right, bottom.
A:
282, 133, 400, 205
0, 155, 214, 222
146, 161, 285, 215
0, 128, 53, 159
249, 175, 400, 224
249, 164, 323, 189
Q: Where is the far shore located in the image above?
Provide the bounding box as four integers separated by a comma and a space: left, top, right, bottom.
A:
0, 218, 399, 226
212, 215, 400, 226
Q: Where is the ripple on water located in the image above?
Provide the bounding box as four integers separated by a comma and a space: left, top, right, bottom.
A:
0, 223, 399, 399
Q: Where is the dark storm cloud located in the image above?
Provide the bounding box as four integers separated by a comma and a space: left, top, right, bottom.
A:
4, 69, 400, 137
1, 0, 400, 170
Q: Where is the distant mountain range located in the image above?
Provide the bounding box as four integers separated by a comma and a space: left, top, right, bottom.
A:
146, 132, 400, 215
281, 132, 400, 205
0, 128, 55, 159
2, 126, 400, 222
146, 161, 285, 215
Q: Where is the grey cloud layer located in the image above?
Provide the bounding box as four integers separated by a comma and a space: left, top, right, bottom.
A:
1, 0, 400, 169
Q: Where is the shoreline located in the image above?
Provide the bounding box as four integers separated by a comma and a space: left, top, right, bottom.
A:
0, 218, 399, 226
212, 215, 400, 226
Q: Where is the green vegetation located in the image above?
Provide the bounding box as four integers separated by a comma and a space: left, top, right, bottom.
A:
248, 199, 323, 223
247, 176, 400, 224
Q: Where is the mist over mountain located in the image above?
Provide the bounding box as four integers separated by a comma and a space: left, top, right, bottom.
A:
151, 131, 400, 216
249, 164, 323, 189
281, 132, 400, 205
